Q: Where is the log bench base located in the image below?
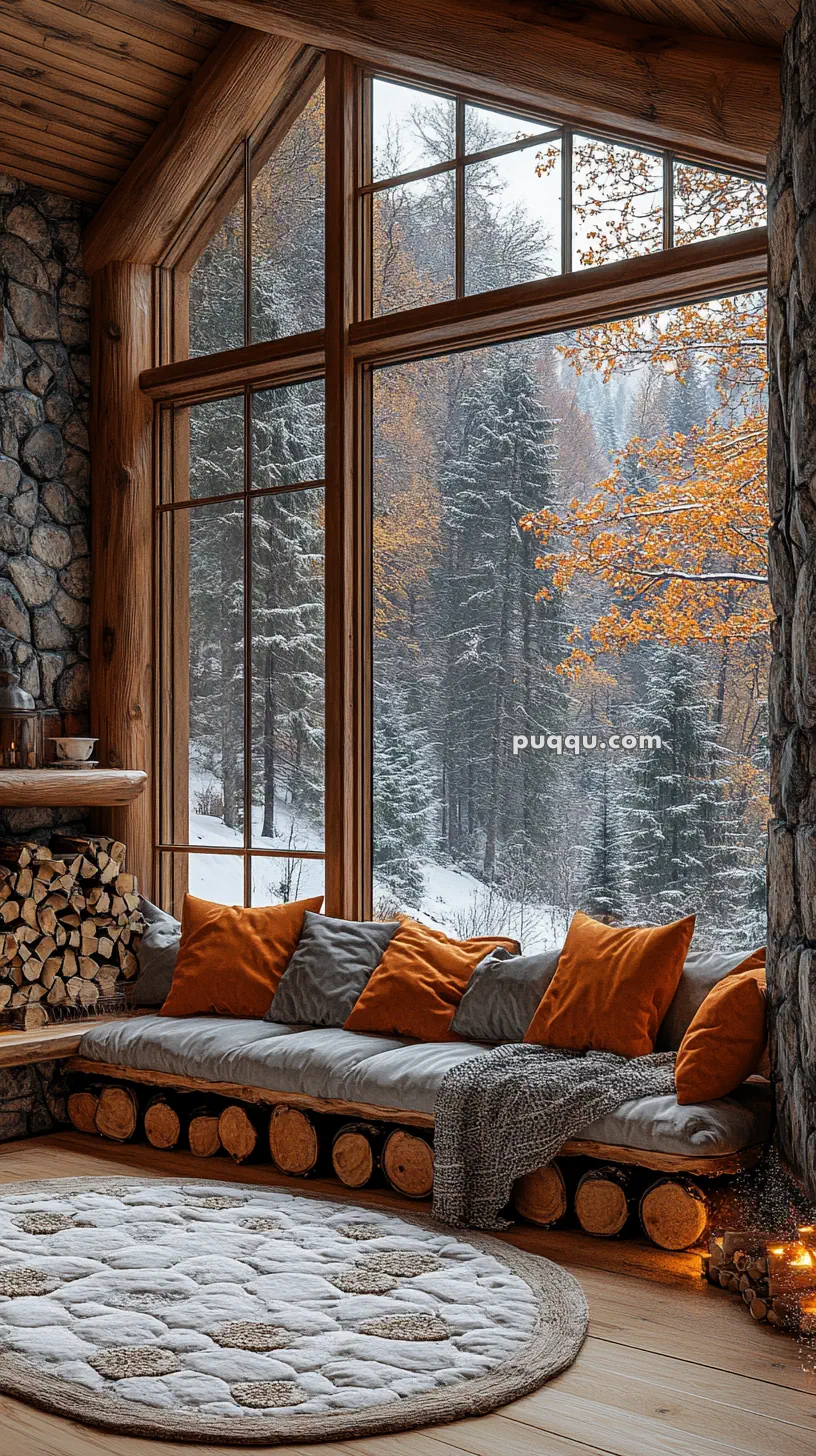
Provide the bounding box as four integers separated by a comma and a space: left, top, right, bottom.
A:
65, 1058, 765, 1251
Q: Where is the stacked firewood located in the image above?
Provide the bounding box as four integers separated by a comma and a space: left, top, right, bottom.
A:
0, 835, 144, 1025
707, 1230, 816, 1335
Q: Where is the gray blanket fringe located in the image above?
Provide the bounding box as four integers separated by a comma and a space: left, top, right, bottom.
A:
433, 1043, 677, 1229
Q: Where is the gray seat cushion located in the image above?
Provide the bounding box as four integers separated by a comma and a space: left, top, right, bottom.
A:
79, 1016, 771, 1157
266, 911, 400, 1027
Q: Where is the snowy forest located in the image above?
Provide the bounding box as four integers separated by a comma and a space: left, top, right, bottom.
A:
178, 80, 769, 948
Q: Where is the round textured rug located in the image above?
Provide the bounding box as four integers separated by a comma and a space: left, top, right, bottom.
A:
0, 1176, 587, 1444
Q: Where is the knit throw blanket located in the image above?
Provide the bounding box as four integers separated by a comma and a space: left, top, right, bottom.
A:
433, 1044, 677, 1230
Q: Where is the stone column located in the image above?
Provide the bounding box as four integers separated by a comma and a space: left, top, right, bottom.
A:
767, 0, 816, 1199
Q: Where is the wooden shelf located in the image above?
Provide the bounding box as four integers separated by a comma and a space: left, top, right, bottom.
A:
0, 769, 147, 808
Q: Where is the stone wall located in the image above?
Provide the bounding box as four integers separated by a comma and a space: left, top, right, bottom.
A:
0, 174, 90, 840
767, 0, 816, 1200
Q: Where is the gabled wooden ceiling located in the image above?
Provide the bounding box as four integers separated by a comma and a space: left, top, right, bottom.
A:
582, 1, 794, 49
0, 0, 791, 210
0, 0, 228, 205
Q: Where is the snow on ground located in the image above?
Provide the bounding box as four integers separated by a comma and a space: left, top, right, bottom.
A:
185, 778, 564, 952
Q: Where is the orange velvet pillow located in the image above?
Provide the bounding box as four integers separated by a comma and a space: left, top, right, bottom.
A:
524, 910, 696, 1058
160, 893, 323, 1019
675, 969, 767, 1104
343, 917, 519, 1042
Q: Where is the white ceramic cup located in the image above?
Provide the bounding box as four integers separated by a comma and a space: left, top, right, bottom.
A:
52, 737, 98, 763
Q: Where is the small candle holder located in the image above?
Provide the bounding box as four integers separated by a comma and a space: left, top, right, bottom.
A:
0, 653, 42, 768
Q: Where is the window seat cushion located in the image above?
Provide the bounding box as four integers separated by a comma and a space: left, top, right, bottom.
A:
78, 1015, 771, 1161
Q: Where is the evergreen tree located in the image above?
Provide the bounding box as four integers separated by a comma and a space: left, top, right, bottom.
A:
373, 685, 434, 904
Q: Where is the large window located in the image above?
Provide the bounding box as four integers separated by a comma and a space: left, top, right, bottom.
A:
154, 61, 768, 927
156, 380, 326, 908
372, 294, 768, 948
363, 74, 766, 315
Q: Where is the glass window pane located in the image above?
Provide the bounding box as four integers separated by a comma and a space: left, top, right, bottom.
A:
372, 173, 455, 315
372, 78, 454, 181
184, 396, 244, 502
572, 135, 663, 269
252, 84, 325, 341
252, 380, 325, 488
673, 161, 767, 245
189, 190, 244, 358
465, 137, 561, 294
185, 498, 245, 848
465, 104, 554, 153
251, 856, 324, 906
372, 297, 768, 949
173, 852, 246, 905
251, 488, 324, 851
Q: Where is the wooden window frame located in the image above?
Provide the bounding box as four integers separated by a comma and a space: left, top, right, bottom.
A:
140, 51, 769, 919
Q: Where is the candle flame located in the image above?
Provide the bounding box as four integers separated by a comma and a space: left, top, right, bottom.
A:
791, 1250, 813, 1268
771, 1246, 786, 1255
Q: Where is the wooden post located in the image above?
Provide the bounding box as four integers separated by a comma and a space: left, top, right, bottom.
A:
90, 263, 155, 896
323, 52, 368, 918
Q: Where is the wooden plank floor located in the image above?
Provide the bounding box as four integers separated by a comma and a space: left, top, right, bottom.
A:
0, 1133, 814, 1456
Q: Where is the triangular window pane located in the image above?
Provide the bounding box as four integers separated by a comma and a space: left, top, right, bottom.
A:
252, 82, 325, 342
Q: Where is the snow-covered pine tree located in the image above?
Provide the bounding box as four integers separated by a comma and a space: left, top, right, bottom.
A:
579, 750, 628, 920
373, 684, 434, 905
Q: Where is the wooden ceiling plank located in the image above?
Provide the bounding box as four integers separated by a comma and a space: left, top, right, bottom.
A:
0, 54, 159, 135
166, 0, 781, 169
0, 28, 174, 114
84, 0, 229, 49
41, 0, 224, 63
83, 27, 313, 272
0, 8, 194, 102
0, 103, 137, 169
0, 140, 109, 201
5, 0, 207, 82
0, 121, 124, 183
0, 76, 147, 154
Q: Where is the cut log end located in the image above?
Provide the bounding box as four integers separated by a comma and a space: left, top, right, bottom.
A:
332, 1123, 379, 1188
67, 1088, 100, 1135
143, 1095, 181, 1151
94, 1084, 139, 1142
269, 1105, 320, 1176
513, 1162, 568, 1227
188, 1109, 222, 1159
640, 1177, 709, 1250
382, 1128, 434, 1199
219, 1105, 259, 1164
574, 1165, 632, 1237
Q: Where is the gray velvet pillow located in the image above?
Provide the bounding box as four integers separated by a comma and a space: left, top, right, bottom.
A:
129, 897, 181, 1007
451, 945, 563, 1044
656, 946, 765, 1051
266, 912, 400, 1028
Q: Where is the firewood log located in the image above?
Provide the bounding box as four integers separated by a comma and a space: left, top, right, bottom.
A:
218, 1104, 260, 1164
268, 1105, 320, 1176
331, 1121, 381, 1188
188, 1106, 222, 1158
574, 1164, 633, 1237
639, 1177, 709, 1250
95, 1084, 139, 1142
376, 1128, 433, 1200
513, 1162, 568, 1226
67, 1087, 100, 1135
143, 1094, 182, 1151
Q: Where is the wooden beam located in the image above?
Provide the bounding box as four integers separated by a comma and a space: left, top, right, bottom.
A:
164, 0, 780, 171
139, 330, 325, 403
350, 226, 768, 365
83, 26, 317, 274
90, 263, 155, 894
323, 53, 368, 918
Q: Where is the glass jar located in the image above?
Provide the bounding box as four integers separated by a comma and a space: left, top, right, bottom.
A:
0, 657, 41, 768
